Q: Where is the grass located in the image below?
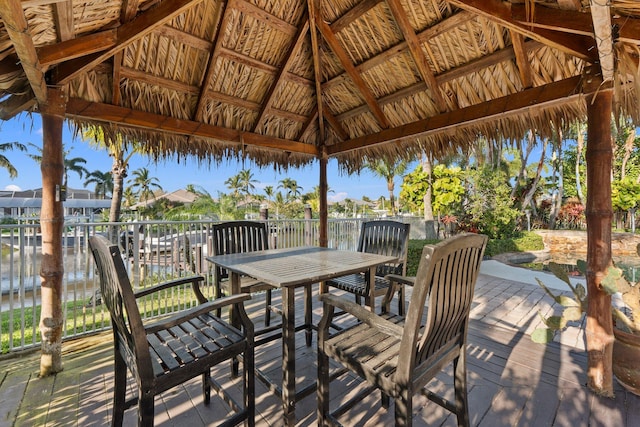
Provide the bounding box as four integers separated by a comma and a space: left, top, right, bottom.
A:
1, 278, 209, 354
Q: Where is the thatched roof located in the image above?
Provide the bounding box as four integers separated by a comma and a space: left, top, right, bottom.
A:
0, 0, 639, 171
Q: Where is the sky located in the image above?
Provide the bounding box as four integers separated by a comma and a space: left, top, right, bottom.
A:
1, 113, 416, 203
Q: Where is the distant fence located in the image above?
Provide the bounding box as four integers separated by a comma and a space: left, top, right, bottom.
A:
0, 217, 421, 353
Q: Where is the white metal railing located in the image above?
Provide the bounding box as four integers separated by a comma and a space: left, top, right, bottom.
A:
0, 218, 370, 353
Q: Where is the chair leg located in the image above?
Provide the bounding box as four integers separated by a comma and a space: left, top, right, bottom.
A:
137, 393, 155, 427
264, 289, 272, 327
381, 391, 390, 409
398, 285, 405, 316
394, 389, 412, 427
215, 282, 223, 318
453, 353, 470, 427
304, 284, 312, 347
317, 344, 330, 426
112, 352, 127, 427
244, 346, 255, 427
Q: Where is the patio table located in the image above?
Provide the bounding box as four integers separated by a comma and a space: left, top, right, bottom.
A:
207, 245, 397, 426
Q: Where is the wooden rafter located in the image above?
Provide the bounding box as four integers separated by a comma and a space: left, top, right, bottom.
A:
0, 92, 36, 120
386, 0, 447, 112
323, 10, 475, 91
590, 0, 615, 82
253, 18, 310, 133
511, 4, 640, 45
328, 74, 586, 155
193, 0, 229, 122
112, 0, 141, 106
316, 17, 389, 129
0, 0, 47, 103
449, 0, 598, 62
337, 39, 542, 122
65, 98, 319, 156
510, 30, 533, 88
309, 0, 325, 144
330, 0, 384, 33
52, 1, 74, 42
51, 0, 204, 85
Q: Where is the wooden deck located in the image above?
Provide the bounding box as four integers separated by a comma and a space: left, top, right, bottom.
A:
1, 273, 639, 426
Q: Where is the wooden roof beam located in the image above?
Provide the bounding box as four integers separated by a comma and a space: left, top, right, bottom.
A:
510, 30, 533, 88
112, 0, 142, 106
337, 39, 542, 122
323, 10, 474, 91
193, 1, 229, 122
330, 0, 384, 33
328, 74, 587, 155
316, 17, 389, 129
449, 0, 598, 62
253, 17, 309, 133
511, 4, 640, 45
0, 91, 36, 120
590, 0, 615, 82
386, 0, 447, 112
309, 0, 325, 144
0, 0, 48, 103
52, 1, 74, 42
65, 98, 319, 156
51, 0, 204, 85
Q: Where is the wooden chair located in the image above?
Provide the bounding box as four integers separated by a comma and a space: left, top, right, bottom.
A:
317, 233, 487, 427
210, 221, 277, 325
89, 235, 254, 427
322, 220, 410, 314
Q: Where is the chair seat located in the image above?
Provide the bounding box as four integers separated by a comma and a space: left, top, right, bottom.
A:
146, 312, 246, 379
221, 277, 276, 294
324, 312, 404, 393
326, 273, 391, 297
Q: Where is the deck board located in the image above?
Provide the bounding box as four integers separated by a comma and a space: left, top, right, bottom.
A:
1, 273, 638, 426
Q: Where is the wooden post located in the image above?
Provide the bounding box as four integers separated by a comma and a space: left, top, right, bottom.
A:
39, 88, 66, 376
585, 86, 614, 396
319, 151, 328, 247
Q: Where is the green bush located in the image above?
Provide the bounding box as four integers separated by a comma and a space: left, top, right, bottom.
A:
406, 232, 544, 275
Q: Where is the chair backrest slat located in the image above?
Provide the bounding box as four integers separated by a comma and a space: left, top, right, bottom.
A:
397, 233, 487, 379
89, 235, 154, 380
211, 221, 269, 280
357, 220, 410, 277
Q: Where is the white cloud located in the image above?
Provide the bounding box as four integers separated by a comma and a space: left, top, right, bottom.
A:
4, 184, 21, 191
328, 192, 347, 203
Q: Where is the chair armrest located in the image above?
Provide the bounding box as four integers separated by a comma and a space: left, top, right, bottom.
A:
145, 293, 252, 334
135, 275, 207, 303
384, 274, 415, 287
318, 294, 404, 338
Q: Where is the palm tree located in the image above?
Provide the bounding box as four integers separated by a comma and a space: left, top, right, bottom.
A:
364, 158, 408, 216
82, 126, 141, 224
129, 167, 162, 204
28, 143, 89, 192
224, 174, 243, 201
83, 169, 113, 199
0, 141, 27, 178
278, 177, 303, 201
238, 169, 258, 198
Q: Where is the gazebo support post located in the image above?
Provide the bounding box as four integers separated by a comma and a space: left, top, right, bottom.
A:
38, 88, 67, 376
319, 150, 328, 247
585, 85, 614, 396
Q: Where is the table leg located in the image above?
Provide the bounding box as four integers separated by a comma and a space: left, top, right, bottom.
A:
304, 284, 312, 347
231, 272, 241, 377
282, 286, 296, 426
368, 266, 376, 312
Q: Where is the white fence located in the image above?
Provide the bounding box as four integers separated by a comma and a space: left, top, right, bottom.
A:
1, 218, 374, 353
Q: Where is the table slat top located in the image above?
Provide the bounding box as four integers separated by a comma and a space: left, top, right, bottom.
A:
206, 246, 397, 288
